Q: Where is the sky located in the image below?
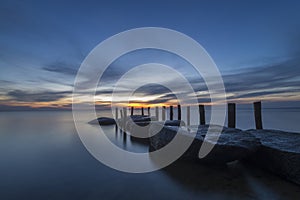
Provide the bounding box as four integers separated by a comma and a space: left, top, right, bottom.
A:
0, 0, 300, 110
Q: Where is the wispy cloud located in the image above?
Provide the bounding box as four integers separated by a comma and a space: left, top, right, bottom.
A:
42, 61, 78, 76
7, 90, 72, 102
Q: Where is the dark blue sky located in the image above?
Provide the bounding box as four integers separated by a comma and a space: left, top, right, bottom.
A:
0, 0, 300, 110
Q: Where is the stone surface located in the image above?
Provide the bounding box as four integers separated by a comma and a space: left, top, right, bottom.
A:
129, 115, 156, 123
125, 119, 185, 138
246, 129, 300, 185
149, 124, 261, 164
164, 120, 185, 126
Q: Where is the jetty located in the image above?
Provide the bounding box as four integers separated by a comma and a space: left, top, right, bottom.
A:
90, 101, 300, 185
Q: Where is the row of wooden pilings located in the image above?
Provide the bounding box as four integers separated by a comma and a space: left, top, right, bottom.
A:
116, 101, 263, 130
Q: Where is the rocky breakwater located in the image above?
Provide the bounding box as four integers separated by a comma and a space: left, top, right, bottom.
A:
245, 129, 300, 185
149, 124, 261, 164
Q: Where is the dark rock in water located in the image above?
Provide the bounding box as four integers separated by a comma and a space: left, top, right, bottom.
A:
88, 117, 116, 125
125, 119, 185, 138
89, 115, 156, 126
164, 120, 185, 126
149, 124, 260, 164
129, 115, 156, 123
246, 129, 300, 185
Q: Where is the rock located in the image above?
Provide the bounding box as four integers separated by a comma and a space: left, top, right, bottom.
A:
199, 127, 261, 164
125, 119, 184, 138
164, 120, 185, 126
149, 124, 260, 164
129, 115, 156, 123
88, 117, 116, 125
246, 129, 300, 185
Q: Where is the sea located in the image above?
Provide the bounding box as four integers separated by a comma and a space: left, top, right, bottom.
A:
0, 108, 299, 199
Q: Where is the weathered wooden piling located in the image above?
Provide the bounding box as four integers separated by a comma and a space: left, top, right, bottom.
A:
170, 106, 174, 120
115, 107, 119, 132
177, 105, 181, 120
123, 107, 127, 132
155, 107, 159, 120
254, 101, 263, 129
162, 106, 166, 121
187, 106, 190, 126
130, 106, 134, 116
141, 107, 144, 116
147, 107, 150, 116
199, 105, 206, 125
115, 107, 119, 120
120, 109, 123, 131
228, 103, 236, 128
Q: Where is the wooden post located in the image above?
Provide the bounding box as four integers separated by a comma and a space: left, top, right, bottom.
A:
115, 107, 119, 132
147, 107, 150, 116
115, 107, 119, 119
123, 107, 127, 132
170, 106, 173, 120
162, 106, 166, 121
177, 105, 181, 120
254, 101, 263, 129
187, 106, 190, 126
141, 107, 144, 116
155, 107, 159, 120
120, 109, 123, 131
123, 107, 127, 118
199, 105, 206, 125
228, 103, 236, 128
131, 107, 134, 116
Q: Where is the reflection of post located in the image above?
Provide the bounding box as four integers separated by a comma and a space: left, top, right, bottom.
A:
155, 107, 159, 121
177, 105, 181, 120
254, 101, 263, 129
228, 103, 236, 128
148, 107, 150, 116
170, 106, 173, 120
141, 107, 144, 116
199, 105, 205, 125
187, 106, 190, 126
131, 107, 134, 116
162, 106, 166, 121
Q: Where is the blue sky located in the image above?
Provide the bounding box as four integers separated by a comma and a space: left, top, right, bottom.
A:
0, 0, 300, 110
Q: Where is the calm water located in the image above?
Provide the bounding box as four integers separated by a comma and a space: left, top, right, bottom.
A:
0, 110, 299, 199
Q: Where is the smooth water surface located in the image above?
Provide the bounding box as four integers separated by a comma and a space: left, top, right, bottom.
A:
0, 111, 299, 199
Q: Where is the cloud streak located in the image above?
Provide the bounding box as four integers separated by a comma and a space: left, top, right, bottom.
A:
7, 90, 72, 102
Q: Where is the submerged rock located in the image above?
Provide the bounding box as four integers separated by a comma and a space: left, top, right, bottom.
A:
246, 129, 300, 185
88, 117, 116, 125
149, 124, 260, 164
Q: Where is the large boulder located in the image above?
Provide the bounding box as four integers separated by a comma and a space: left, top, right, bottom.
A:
246, 129, 300, 185
149, 124, 260, 164
88, 117, 116, 125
